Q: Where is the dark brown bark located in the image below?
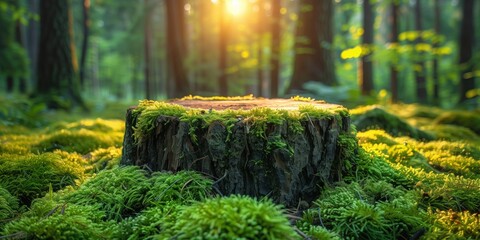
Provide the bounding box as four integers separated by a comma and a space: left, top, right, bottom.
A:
288, 0, 336, 92
144, 0, 152, 99
389, 2, 399, 102
459, 0, 475, 103
270, 0, 281, 97
414, 0, 427, 103
79, 0, 90, 88
218, 0, 228, 96
165, 0, 189, 98
37, 0, 87, 111
360, 0, 374, 96
121, 99, 350, 207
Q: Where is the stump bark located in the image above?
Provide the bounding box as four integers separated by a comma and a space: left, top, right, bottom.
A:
121, 98, 351, 207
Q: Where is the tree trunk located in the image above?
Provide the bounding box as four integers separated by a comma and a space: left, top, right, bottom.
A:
458, 0, 475, 104
256, 0, 265, 97
79, 0, 90, 88
270, 0, 281, 97
37, 0, 87, 111
414, 0, 427, 104
389, 1, 399, 103
288, 0, 336, 92
432, 0, 440, 105
121, 98, 351, 207
218, 0, 228, 96
360, 0, 374, 96
165, 0, 189, 98
144, 0, 152, 99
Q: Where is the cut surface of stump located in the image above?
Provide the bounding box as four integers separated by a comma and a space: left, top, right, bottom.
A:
121, 97, 352, 207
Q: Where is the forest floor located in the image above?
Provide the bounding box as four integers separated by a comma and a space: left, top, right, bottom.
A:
0, 97, 479, 239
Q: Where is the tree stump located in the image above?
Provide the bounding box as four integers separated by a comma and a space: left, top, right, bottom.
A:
121, 98, 352, 207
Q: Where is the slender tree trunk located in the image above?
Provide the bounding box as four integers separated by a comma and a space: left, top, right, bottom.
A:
6, 77, 14, 93
432, 0, 440, 105
270, 0, 281, 97
288, 0, 336, 92
414, 0, 427, 103
79, 0, 90, 88
37, 0, 87, 111
15, 21, 27, 93
389, 1, 399, 102
458, 0, 475, 104
360, 0, 374, 95
256, 0, 265, 97
26, 0, 39, 90
218, 0, 228, 96
144, 0, 152, 99
165, 0, 189, 98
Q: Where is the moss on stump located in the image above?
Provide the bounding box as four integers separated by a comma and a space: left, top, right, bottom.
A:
121, 97, 352, 207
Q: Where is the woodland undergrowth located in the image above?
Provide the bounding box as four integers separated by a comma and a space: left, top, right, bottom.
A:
0, 100, 479, 239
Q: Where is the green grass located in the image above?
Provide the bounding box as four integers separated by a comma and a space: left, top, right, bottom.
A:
0, 100, 479, 239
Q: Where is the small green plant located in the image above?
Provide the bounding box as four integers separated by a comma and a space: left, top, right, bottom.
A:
162, 195, 299, 239
85, 147, 122, 173
0, 186, 18, 231
424, 209, 480, 239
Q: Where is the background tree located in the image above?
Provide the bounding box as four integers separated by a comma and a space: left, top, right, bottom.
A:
270, 0, 281, 98
165, 0, 189, 98
144, 0, 153, 99
288, 0, 336, 93
360, 0, 374, 96
414, 0, 427, 103
218, 0, 228, 96
458, 0, 475, 104
36, 0, 86, 110
389, 1, 399, 103
79, 0, 90, 87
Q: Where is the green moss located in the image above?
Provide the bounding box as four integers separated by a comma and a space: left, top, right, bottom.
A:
351, 105, 433, 140
0, 153, 84, 206
299, 180, 426, 239
133, 99, 347, 144
85, 147, 122, 173
0, 186, 19, 230
161, 195, 299, 239
47, 118, 125, 133
2, 199, 108, 239
35, 129, 123, 154
422, 124, 480, 142
144, 171, 213, 207
424, 209, 480, 239
64, 166, 150, 221
434, 111, 480, 135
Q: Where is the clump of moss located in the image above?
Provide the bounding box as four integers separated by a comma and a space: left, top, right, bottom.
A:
299, 180, 427, 239
422, 124, 480, 142
434, 111, 480, 135
144, 171, 213, 207
0, 186, 19, 230
132, 99, 348, 144
64, 166, 150, 221
0, 153, 84, 206
424, 209, 480, 239
35, 129, 123, 154
2, 199, 108, 239
85, 147, 122, 173
0, 134, 39, 154
160, 195, 299, 239
351, 105, 433, 140
46, 118, 125, 133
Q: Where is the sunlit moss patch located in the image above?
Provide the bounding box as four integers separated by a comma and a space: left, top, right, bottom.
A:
351, 105, 433, 140
434, 111, 480, 135
422, 124, 480, 142
424, 209, 480, 239
35, 129, 123, 154
84, 147, 122, 173
0, 153, 84, 206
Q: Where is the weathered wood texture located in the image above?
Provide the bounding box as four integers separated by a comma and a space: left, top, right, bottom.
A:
122, 99, 350, 207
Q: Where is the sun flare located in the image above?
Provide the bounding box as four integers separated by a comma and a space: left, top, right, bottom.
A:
226, 0, 246, 16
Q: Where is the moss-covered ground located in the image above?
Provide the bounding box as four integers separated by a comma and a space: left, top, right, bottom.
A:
0, 99, 479, 239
